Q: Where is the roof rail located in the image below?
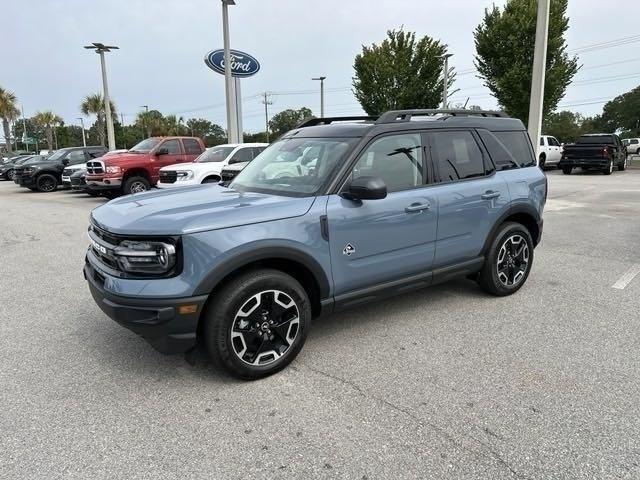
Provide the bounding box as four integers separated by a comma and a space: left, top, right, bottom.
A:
295, 116, 377, 129
376, 109, 508, 124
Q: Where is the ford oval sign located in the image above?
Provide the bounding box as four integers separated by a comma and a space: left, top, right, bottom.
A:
204, 49, 260, 78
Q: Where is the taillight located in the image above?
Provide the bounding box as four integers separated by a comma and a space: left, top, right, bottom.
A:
602, 147, 609, 158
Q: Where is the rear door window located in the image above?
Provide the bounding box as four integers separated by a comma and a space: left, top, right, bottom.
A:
67, 150, 87, 165
429, 130, 487, 182
229, 147, 254, 164
183, 138, 203, 154
162, 139, 181, 154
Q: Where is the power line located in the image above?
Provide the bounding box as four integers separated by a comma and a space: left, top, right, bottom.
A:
569, 34, 640, 54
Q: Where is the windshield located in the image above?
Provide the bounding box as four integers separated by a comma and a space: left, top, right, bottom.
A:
576, 135, 614, 144
230, 137, 357, 196
129, 138, 161, 153
46, 150, 67, 161
197, 146, 235, 163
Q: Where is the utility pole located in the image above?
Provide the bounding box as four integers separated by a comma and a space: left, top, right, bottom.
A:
221, 0, 238, 143
84, 43, 118, 151
261, 92, 273, 142
312, 76, 326, 117
140, 105, 149, 138
527, 0, 550, 161
77, 117, 86, 147
440, 54, 453, 109
21, 105, 27, 150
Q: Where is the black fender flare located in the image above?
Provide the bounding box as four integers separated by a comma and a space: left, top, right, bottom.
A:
482, 203, 542, 254
193, 242, 331, 299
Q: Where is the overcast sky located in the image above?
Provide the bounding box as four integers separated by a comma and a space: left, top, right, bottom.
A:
3, 0, 640, 134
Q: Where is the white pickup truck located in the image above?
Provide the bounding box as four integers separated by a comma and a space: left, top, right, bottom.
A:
538, 135, 563, 169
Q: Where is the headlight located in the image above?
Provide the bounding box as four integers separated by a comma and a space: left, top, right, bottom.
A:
176, 170, 194, 181
24, 167, 37, 174
113, 239, 176, 275
105, 165, 121, 174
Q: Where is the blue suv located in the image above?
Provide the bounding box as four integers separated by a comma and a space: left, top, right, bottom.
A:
84, 109, 546, 379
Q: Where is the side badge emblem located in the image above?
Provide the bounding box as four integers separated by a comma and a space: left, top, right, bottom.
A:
343, 243, 355, 256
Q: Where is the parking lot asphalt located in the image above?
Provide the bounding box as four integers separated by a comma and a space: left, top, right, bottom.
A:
1, 169, 639, 480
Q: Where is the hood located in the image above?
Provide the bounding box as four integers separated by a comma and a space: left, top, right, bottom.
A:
91, 184, 316, 236
100, 152, 147, 164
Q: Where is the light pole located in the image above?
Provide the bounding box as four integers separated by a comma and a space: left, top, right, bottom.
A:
440, 54, 453, 109
140, 105, 149, 138
84, 43, 118, 151
77, 117, 86, 147
527, 0, 550, 161
261, 92, 273, 142
222, 0, 238, 143
312, 76, 326, 117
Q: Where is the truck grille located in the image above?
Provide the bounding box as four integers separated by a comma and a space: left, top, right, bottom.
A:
159, 171, 177, 184
86, 160, 104, 174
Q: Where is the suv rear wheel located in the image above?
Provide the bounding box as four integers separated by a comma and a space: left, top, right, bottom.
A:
562, 166, 572, 175
538, 154, 546, 170
478, 222, 534, 296
36, 174, 58, 192
123, 176, 150, 194
202, 269, 311, 379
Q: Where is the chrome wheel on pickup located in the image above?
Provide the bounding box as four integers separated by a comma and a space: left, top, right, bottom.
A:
203, 269, 311, 379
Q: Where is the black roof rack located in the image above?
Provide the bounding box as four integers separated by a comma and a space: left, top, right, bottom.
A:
295, 116, 377, 129
375, 109, 508, 124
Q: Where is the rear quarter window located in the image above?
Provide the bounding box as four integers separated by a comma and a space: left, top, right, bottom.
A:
183, 138, 203, 154
492, 131, 535, 168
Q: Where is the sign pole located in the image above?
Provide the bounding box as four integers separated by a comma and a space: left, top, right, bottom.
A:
221, 1, 238, 143
234, 77, 243, 143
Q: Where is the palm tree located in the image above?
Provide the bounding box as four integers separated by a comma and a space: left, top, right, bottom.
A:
80, 93, 116, 146
164, 115, 186, 136
136, 109, 165, 137
0, 87, 20, 154
33, 111, 63, 149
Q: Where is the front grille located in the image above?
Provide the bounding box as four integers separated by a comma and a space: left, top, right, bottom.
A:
13, 167, 25, 177
71, 175, 85, 187
86, 160, 104, 174
159, 171, 177, 184
88, 223, 122, 272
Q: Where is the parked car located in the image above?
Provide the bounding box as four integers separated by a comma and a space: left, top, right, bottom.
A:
0, 155, 34, 180
622, 138, 640, 155
62, 149, 128, 187
14, 146, 107, 192
7, 155, 46, 182
84, 109, 546, 379
538, 135, 562, 169
157, 143, 267, 188
559, 134, 627, 175
85, 137, 205, 196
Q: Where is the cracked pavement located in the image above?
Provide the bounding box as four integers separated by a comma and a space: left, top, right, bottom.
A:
1, 169, 640, 479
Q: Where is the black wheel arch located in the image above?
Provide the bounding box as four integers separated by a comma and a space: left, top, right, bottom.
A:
482, 204, 542, 254
194, 245, 331, 318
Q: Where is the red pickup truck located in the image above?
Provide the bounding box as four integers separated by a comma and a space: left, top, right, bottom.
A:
85, 136, 205, 196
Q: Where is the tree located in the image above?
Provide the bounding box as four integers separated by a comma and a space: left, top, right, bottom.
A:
0, 87, 20, 153
474, 0, 579, 124
543, 110, 584, 143
12, 117, 45, 150
33, 111, 62, 149
268, 107, 314, 137
597, 85, 640, 136
135, 109, 165, 137
163, 115, 186, 136
81, 93, 116, 146
352, 28, 454, 115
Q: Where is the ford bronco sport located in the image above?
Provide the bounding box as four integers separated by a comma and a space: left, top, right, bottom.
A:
84, 109, 546, 379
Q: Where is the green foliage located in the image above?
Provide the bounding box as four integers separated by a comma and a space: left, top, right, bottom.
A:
268, 107, 314, 137
186, 118, 226, 145
352, 28, 453, 115
543, 110, 585, 143
474, 0, 579, 124
33, 111, 63, 149
81, 93, 116, 146
243, 131, 269, 143
0, 87, 20, 153
598, 85, 640, 136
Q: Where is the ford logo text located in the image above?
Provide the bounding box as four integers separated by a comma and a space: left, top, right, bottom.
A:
204, 49, 260, 78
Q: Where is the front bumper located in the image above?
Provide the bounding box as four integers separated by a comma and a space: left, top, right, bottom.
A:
84, 260, 208, 354
17, 174, 36, 187
559, 158, 610, 168
85, 176, 122, 191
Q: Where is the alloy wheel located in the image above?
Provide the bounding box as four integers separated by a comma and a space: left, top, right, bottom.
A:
39, 177, 55, 192
230, 290, 300, 366
7, 170, 14, 180
496, 234, 529, 287
130, 181, 147, 194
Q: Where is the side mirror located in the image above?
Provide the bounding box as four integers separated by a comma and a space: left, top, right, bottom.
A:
156, 147, 169, 156
342, 176, 387, 201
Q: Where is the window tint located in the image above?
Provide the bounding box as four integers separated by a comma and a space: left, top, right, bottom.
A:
87, 150, 105, 159
631, 139, 639, 145
430, 130, 486, 181
576, 135, 615, 145
493, 131, 535, 168
162, 140, 181, 154
351, 133, 424, 193
230, 147, 254, 164
548, 137, 560, 146
540, 137, 545, 146
252, 147, 266, 158
67, 150, 86, 164
183, 138, 202, 154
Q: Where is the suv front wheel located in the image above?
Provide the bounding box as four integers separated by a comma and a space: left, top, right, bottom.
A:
203, 269, 311, 379
478, 222, 534, 296
36, 174, 58, 192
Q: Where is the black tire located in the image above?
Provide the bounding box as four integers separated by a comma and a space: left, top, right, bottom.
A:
478, 222, 534, 297
562, 166, 572, 175
6, 169, 15, 181
86, 191, 100, 197
36, 174, 58, 192
202, 269, 311, 380
123, 176, 150, 195
538, 154, 546, 170
603, 160, 613, 175
636, 147, 640, 155
618, 157, 626, 171
202, 176, 220, 184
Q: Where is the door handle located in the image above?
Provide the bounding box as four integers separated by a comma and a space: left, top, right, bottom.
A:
481, 190, 501, 200
405, 202, 431, 213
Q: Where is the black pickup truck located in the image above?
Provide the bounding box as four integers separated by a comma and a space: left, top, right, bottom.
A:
559, 134, 627, 175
